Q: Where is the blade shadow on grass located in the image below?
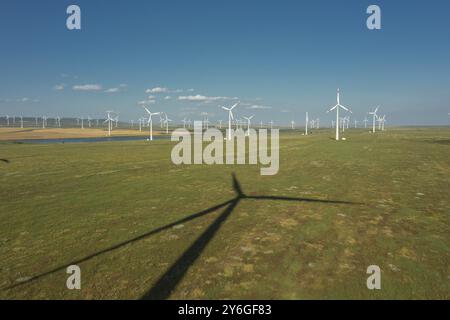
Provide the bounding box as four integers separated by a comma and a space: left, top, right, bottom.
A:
4, 173, 361, 298
141, 173, 360, 299
3, 199, 234, 290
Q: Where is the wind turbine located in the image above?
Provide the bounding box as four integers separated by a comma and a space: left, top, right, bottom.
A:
163, 113, 172, 134
187, 119, 192, 129
20, 116, 24, 128
269, 120, 274, 130
380, 115, 386, 131
369, 106, 379, 133
142, 106, 160, 141
5, 115, 9, 126
87, 116, 92, 128
42, 116, 47, 129
104, 111, 115, 136
326, 89, 352, 141
363, 117, 368, 128
220, 102, 239, 141
182, 118, 187, 129
291, 120, 295, 130
218, 120, 222, 129
243, 115, 254, 136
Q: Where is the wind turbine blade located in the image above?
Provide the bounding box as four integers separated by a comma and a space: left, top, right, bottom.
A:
230, 111, 234, 120
327, 105, 338, 113
339, 104, 350, 112
142, 106, 151, 114
230, 101, 240, 110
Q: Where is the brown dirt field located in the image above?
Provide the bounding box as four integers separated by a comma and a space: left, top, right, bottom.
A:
0, 128, 167, 140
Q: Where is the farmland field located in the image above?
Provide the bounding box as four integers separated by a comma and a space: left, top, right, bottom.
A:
0, 127, 449, 299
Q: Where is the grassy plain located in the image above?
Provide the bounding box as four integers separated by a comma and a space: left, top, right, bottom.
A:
0, 127, 449, 299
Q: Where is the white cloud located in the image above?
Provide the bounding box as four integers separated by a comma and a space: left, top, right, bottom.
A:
178, 95, 239, 103
246, 104, 272, 110
146, 87, 169, 94
105, 84, 127, 93
53, 84, 65, 91
15, 97, 39, 103
137, 99, 156, 106
105, 88, 120, 93
73, 84, 103, 91
164, 96, 172, 100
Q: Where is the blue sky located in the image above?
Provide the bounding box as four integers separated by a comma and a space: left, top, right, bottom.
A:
1, 0, 450, 125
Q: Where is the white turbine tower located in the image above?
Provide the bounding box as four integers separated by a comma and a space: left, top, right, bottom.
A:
305, 112, 309, 135
291, 120, 295, 130
220, 102, 239, 141
363, 117, 368, 128
326, 89, 352, 141
182, 118, 187, 129
369, 106, 379, 133
142, 106, 160, 141
243, 115, 254, 136
20, 116, 24, 128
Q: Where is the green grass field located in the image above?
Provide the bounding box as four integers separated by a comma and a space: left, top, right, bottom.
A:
0, 127, 449, 299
